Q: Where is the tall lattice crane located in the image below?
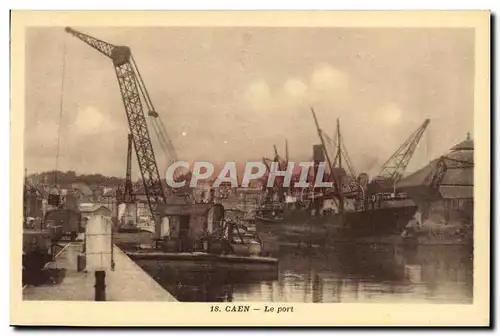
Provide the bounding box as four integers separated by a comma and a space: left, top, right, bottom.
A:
378, 118, 431, 183
65, 27, 178, 217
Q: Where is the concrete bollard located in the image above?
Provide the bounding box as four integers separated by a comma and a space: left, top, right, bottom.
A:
77, 253, 86, 272
94, 270, 106, 301
85, 215, 112, 301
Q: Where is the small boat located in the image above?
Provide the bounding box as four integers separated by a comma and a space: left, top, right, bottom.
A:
127, 250, 278, 265
255, 202, 285, 224
116, 225, 144, 234
127, 233, 278, 272
118, 204, 279, 268
401, 235, 419, 248
400, 218, 420, 248
255, 215, 283, 223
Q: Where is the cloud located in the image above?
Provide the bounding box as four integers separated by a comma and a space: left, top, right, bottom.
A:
244, 64, 351, 114
71, 106, 116, 135
235, 64, 354, 162
24, 28, 474, 179
236, 64, 434, 176
284, 78, 308, 98
241, 64, 352, 134
378, 103, 403, 126
24, 105, 130, 175
28, 120, 59, 143
244, 80, 271, 110
311, 64, 349, 93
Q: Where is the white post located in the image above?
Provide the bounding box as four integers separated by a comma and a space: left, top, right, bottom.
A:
85, 215, 113, 301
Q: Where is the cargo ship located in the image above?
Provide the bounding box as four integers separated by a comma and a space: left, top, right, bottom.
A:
255, 188, 418, 245
254, 110, 427, 245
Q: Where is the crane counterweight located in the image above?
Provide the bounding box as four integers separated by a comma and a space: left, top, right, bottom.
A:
111, 46, 132, 67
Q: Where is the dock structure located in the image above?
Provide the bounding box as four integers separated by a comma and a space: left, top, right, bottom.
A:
23, 242, 177, 302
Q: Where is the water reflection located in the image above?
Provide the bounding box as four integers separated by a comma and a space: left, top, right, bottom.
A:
136, 244, 473, 304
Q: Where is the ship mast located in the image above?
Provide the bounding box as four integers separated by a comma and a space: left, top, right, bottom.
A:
285, 139, 289, 163
311, 107, 343, 212
272, 144, 287, 203
311, 108, 334, 177
328, 119, 356, 177
337, 118, 342, 169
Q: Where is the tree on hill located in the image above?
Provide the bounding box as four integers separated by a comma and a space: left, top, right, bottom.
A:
27, 170, 125, 188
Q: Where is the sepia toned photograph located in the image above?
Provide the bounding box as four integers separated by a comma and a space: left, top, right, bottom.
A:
10, 10, 490, 327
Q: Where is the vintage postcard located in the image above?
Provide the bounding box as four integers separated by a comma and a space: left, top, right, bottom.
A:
10, 10, 490, 326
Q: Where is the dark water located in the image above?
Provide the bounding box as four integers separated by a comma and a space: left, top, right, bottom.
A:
137, 244, 473, 304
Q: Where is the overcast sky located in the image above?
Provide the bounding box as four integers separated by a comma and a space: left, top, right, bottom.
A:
24, 27, 474, 179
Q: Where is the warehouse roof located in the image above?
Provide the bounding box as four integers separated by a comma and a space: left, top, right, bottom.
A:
397, 133, 474, 199
450, 133, 474, 151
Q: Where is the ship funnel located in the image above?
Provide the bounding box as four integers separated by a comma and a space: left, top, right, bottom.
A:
313, 144, 325, 162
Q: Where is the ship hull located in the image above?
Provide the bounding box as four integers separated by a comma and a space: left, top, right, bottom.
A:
255, 204, 418, 246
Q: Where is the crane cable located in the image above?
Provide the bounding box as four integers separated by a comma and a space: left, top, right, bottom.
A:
130, 55, 190, 186
130, 55, 177, 166
54, 39, 67, 186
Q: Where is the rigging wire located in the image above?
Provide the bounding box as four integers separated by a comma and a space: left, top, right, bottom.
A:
54, 38, 67, 186
320, 129, 337, 170
321, 127, 357, 177
130, 54, 184, 181
340, 136, 356, 177
131, 55, 177, 161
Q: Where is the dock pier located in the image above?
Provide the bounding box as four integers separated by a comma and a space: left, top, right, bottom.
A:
23, 241, 177, 302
